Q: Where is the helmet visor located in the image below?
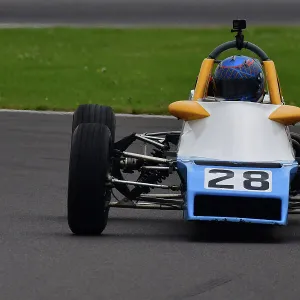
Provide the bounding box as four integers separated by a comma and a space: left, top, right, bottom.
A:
213, 78, 260, 101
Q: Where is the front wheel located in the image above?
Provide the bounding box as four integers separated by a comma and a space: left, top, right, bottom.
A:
67, 123, 112, 235
72, 104, 116, 142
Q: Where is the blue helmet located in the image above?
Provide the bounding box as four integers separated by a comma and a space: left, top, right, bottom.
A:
213, 55, 265, 102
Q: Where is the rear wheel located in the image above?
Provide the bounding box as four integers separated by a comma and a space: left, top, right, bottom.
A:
72, 104, 116, 142
68, 123, 112, 235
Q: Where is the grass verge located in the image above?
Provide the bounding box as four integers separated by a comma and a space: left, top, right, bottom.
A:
0, 26, 300, 114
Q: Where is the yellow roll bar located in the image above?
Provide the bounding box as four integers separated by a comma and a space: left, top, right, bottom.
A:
192, 58, 214, 100
262, 60, 282, 105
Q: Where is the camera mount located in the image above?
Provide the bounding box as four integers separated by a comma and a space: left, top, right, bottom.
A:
231, 19, 246, 50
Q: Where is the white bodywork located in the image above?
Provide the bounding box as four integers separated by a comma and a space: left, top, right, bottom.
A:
177, 100, 295, 162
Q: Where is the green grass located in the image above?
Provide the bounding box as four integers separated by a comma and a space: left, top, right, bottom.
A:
0, 26, 300, 114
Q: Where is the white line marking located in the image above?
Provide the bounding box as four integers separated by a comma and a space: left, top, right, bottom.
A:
0, 108, 176, 119
1, 108, 300, 125
0, 23, 222, 29
0, 22, 300, 29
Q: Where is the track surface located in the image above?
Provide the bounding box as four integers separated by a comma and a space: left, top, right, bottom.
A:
0, 0, 300, 26
1, 0, 300, 299
1, 111, 300, 300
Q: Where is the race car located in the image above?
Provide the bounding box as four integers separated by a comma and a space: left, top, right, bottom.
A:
67, 19, 300, 235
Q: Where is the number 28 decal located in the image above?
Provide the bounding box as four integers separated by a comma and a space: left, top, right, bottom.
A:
204, 168, 272, 192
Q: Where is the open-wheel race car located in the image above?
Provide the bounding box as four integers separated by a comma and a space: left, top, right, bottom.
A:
67, 20, 300, 235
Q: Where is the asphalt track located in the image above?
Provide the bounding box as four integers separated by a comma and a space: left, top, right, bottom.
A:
2, 110, 300, 300
0, 0, 300, 26
1, 0, 300, 299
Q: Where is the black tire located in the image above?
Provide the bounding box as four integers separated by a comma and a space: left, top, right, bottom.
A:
68, 123, 112, 235
292, 139, 300, 157
291, 132, 300, 143
72, 104, 116, 142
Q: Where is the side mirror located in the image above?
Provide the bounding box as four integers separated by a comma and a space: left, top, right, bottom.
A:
168, 101, 210, 121
269, 105, 300, 125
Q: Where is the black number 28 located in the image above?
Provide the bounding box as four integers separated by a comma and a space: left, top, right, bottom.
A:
243, 171, 269, 191
207, 169, 234, 189
207, 169, 270, 191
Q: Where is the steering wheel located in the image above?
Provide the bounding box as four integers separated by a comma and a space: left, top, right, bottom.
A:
208, 40, 269, 62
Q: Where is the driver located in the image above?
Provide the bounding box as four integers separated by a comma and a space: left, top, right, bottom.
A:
210, 55, 265, 102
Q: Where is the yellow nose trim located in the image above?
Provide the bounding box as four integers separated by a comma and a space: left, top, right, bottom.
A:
269, 105, 300, 125
168, 101, 210, 121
